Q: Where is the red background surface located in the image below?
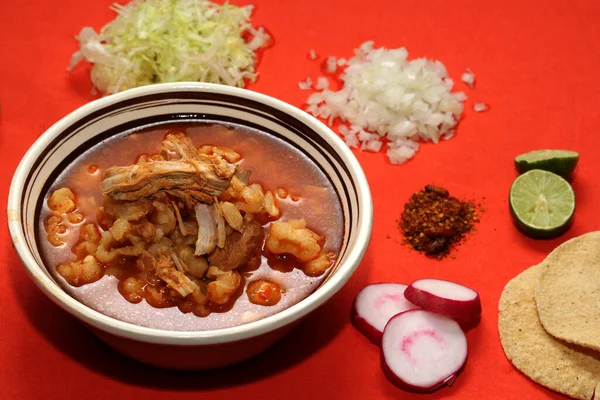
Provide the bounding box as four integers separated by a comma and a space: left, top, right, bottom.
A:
2, 0, 600, 398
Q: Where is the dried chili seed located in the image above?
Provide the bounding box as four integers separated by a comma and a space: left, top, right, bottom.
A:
425, 237, 448, 255
425, 185, 449, 198
424, 227, 454, 238
400, 185, 478, 259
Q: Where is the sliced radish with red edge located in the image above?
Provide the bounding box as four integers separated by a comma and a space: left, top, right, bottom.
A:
404, 279, 481, 323
381, 309, 467, 393
352, 283, 419, 345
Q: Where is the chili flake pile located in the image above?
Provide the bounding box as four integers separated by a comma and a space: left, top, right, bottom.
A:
400, 185, 478, 259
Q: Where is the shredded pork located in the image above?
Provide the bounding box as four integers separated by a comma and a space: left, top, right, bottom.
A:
194, 202, 218, 256
156, 254, 198, 297
102, 134, 236, 207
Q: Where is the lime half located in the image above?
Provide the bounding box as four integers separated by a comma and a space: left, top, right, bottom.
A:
509, 169, 575, 238
514, 149, 579, 179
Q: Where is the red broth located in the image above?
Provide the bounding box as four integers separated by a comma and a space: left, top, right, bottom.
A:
38, 123, 344, 331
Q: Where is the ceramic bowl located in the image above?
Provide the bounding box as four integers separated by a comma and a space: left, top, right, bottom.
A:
7, 82, 373, 369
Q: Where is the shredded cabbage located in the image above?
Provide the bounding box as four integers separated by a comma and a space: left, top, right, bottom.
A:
68, 0, 270, 95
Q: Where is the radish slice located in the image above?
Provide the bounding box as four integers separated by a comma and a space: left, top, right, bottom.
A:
381, 310, 468, 392
351, 283, 419, 345
404, 279, 481, 322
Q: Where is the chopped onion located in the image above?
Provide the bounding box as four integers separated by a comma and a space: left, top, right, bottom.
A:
473, 102, 488, 112
305, 42, 466, 165
325, 56, 337, 73
461, 69, 475, 88
454, 92, 468, 102
362, 140, 383, 152
442, 130, 455, 141
315, 77, 329, 90
309, 49, 318, 60
298, 77, 313, 90
343, 133, 360, 148
389, 138, 420, 151
306, 104, 319, 115
306, 92, 323, 105
357, 130, 377, 142
387, 144, 418, 165
338, 124, 350, 136
387, 139, 421, 163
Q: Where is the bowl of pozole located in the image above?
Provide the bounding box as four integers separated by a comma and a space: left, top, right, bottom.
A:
8, 82, 372, 369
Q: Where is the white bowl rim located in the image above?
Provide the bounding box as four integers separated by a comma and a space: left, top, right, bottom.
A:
8, 82, 373, 346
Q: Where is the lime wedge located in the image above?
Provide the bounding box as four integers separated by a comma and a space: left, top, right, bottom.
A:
509, 169, 575, 238
514, 149, 579, 179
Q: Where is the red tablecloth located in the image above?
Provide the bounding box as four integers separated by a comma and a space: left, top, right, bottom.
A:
2, 0, 600, 398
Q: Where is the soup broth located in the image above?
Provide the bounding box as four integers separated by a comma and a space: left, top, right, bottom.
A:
38, 123, 344, 331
